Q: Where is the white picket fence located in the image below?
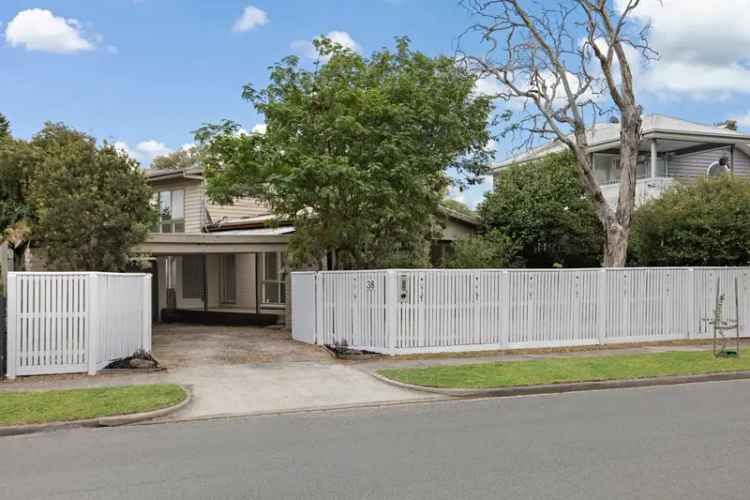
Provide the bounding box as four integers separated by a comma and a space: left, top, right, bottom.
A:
5, 272, 152, 378
292, 267, 750, 355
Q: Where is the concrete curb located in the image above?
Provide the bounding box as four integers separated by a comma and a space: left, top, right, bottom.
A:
370, 370, 750, 398
138, 396, 448, 426
0, 386, 191, 437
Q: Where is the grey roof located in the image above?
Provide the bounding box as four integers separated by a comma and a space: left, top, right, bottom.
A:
209, 227, 296, 236
495, 114, 750, 170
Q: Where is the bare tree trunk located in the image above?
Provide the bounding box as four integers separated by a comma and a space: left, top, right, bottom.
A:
603, 224, 628, 267
604, 110, 641, 267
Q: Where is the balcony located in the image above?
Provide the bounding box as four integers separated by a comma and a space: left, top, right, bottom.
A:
600, 177, 675, 208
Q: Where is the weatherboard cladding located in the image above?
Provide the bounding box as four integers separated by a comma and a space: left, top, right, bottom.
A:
669, 146, 750, 182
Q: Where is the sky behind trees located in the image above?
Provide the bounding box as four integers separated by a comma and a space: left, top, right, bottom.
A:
3, 0, 750, 206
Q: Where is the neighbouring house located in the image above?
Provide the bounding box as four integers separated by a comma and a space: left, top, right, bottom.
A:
136, 165, 478, 326
494, 114, 750, 207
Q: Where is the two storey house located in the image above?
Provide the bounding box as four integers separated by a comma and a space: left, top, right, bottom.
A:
494, 114, 750, 207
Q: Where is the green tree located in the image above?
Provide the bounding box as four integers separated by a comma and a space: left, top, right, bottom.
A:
630, 176, 750, 266
442, 229, 522, 268
0, 123, 156, 271
441, 198, 475, 217
0, 112, 10, 140
151, 147, 200, 170
197, 37, 492, 269
480, 152, 604, 268
0, 113, 35, 270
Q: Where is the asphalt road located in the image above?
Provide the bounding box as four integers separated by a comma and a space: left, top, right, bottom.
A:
2, 381, 750, 500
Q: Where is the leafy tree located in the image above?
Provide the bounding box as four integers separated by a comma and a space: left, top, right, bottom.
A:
479, 152, 604, 267
151, 147, 200, 170
441, 198, 475, 217
442, 229, 522, 268
0, 112, 10, 140
197, 37, 492, 269
630, 176, 750, 267
0, 123, 156, 271
0, 114, 35, 270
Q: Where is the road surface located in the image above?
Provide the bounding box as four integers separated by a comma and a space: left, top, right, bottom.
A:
2, 380, 750, 499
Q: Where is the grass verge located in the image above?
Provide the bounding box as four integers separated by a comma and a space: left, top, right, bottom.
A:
378, 351, 750, 389
0, 384, 187, 426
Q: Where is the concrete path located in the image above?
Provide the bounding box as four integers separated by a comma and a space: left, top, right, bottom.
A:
4, 380, 750, 499
0, 362, 437, 420
160, 362, 437, 419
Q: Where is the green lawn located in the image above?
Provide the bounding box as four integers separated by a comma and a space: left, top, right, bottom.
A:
0, 384, 187, 426
378, 351, 750, 389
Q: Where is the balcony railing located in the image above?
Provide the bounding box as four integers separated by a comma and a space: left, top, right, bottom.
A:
600, 177, 675, 207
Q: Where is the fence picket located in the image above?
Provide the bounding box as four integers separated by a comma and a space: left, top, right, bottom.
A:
6, 272, 151, 377
293, 267, 750, 355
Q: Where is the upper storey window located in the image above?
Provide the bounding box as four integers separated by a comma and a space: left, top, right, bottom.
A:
152, 189, 185, 233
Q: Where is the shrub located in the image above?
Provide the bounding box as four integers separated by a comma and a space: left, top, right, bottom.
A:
629, 176, 750, 266
479, 152, 604, 267
442, 230, 523, 268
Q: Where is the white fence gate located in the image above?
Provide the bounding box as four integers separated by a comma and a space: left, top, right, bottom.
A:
5, 272, 152, 378
292, 268, 750, 355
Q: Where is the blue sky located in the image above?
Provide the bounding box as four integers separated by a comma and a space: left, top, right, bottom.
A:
3, 1, 750, 207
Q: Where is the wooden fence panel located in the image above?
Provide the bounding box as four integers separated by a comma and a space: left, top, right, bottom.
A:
294, 267, 750, 355
6, 272, 151, 379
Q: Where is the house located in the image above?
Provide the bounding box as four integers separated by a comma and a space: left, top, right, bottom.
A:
138, 165, 478, 325
494, 114, 750, 207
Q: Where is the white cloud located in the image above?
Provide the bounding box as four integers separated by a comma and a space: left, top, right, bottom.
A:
137, 140, 172, 159
622, 0, 750, 98
4, 8, 95, 54
326, 31, 361, 52
735, 111, 750, 128
251, 123, 267, 135
115, 140, 172, 165
291, 31, 361, 61
473, 76, 503, 98
232, 5, 269, 32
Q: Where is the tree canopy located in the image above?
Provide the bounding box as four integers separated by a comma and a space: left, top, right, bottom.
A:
479, 152, 604, 268
197, 37, 493, 269
0, 123, 156, 271
629, 176, 750, 267
441, 198, 475, 218
151, 147, 200, 171
0, 112, 9, 140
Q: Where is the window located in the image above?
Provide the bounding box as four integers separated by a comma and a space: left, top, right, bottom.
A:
153, 190, 185, 233
182, 255, 204, 299
261, 252, 287, 305
219, 255, 236, 304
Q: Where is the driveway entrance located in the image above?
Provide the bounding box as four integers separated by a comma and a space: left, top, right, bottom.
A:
152, 323, 331, 368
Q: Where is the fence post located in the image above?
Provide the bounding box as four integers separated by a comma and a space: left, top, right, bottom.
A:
687, 268, 695, 339
87, 273, 99, 376
142, 274, 152, 353
6, 273, 17, 380
315, 273, 323, 345
598, 269, 607, 345
501, 271, 510, 348
385, 270, 397, 354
